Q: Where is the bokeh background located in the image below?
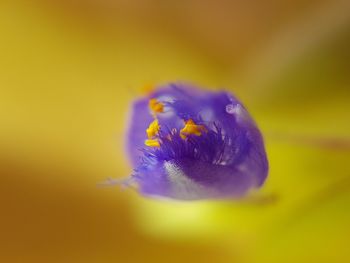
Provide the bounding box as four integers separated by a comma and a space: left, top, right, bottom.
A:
1, 0, 350, 262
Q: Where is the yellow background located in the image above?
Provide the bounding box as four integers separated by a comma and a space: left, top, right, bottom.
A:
1, 1, 350, 262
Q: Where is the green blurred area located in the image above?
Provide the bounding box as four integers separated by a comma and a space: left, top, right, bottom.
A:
0, 1, 349, 262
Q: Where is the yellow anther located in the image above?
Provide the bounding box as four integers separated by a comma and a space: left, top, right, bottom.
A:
145, 139, 160, 148
180, 119, 207, 139
149, 98, 164, 114
146, 119, 160, 139
141, 83, 155, 95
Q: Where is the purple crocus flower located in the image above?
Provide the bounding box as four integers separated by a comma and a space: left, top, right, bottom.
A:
124, 83, 268, 200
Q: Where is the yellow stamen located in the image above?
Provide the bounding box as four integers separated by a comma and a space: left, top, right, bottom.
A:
146, 119, 160, 139
141, 83, 155, 94
145, 139, 160, 148
149, 98, 164, 114
180, 119, 207, 139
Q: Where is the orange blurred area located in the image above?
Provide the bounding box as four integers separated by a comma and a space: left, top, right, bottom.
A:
1, 0, 350, 262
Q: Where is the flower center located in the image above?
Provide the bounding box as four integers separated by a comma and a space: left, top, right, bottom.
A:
145, 99, 207, 147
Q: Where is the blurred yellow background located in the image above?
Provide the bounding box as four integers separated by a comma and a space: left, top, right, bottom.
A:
1, 0, 350, 262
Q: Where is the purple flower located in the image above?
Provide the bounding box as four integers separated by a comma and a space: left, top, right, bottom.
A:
124, 83, 268, 200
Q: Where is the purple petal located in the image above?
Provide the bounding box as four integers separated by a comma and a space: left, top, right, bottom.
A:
125, 98, 154, 166
125, 83, 268, 200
